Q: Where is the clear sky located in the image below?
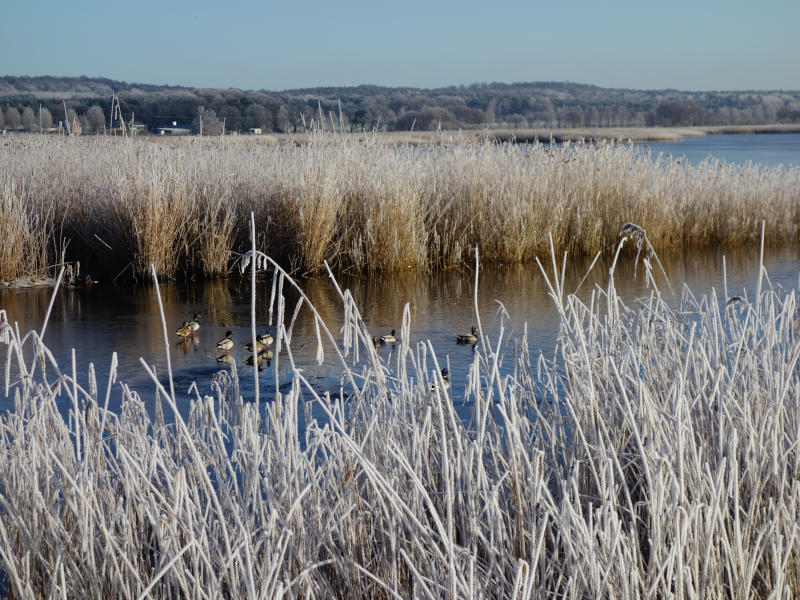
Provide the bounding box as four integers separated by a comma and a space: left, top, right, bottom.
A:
2, 0, 798, 91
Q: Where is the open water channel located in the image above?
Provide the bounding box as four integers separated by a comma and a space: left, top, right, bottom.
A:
2, 244, 799, 432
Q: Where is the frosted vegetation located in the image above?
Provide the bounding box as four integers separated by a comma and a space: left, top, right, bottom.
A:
1, 225, 799, 598
1, 132, 800, 283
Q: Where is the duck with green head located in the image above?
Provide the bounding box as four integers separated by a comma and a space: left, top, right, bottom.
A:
216, 330, 235, 353
456, 326, 478, 345
246, 327, 274, 352
188, 314, 201, 333
430, 367, 450, 391
380, 329, 397, 344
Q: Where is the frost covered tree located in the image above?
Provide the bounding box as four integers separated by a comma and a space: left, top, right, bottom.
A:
87, 105, 106, 133
21, 107, 36, 131
5, 107, 21, 129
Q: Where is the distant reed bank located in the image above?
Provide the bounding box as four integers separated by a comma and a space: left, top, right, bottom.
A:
1, 132, 799, 282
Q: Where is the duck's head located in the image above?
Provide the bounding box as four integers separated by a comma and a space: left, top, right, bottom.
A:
441, 367, 449, 378
471, 326, 477, 334
193, 313, 202, 320
226, 330, 234, 337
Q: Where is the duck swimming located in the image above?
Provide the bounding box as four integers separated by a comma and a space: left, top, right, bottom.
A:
380, 329, 397, 344
456, 326, 478, 345
216, 330, 235, 353
430, 367, 450, 391
175, 321, 193, 338
245, 327, 274, 353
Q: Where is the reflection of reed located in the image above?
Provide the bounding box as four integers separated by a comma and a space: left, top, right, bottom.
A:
198, 279, 236, 329
0, 288, 54, 333
144, 280, 239, 329
276, 276, 342, 341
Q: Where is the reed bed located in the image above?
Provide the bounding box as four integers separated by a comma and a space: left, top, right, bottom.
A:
0, 174, 51, 283
1, 231, 800, 598
1, 132, 800, 281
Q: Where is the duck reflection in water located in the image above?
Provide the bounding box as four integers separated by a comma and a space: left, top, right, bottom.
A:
244, 348, 274, 371
176, 336, 199, 353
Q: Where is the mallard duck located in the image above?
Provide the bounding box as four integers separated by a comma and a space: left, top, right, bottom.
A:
456, 326, 478, 345
245, 328, 274, 353
216, 330, 235, 353
245, 340, 266, 353
175, 321, 193, 338
372, 336, 382, 350
380, 329, 397, 344
430, 367, 450, 391
188, 314, 201, 333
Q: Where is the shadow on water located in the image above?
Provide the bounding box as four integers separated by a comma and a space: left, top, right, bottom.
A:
2, 244, 799, 436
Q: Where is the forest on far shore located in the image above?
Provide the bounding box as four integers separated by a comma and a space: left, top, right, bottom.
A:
2, 75, 800, 134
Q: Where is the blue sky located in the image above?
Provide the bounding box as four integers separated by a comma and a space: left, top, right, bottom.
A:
2, 0, 798, 91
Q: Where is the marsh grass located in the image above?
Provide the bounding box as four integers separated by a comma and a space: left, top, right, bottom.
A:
2, 224, 800, 597
1, 132, 800, 282
0, 175, 50, 282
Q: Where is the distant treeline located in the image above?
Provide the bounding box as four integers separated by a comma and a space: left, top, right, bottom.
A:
2, 75, 800, 134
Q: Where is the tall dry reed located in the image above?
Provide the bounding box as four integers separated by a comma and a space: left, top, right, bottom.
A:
0, 174, 50, 282
1, 132, 799, 282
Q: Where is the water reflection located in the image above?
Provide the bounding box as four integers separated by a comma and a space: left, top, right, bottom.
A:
1, 244, 799, 422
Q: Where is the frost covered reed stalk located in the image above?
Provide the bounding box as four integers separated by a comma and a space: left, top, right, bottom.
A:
2, 132, 800, 282
2, 224, 800, 596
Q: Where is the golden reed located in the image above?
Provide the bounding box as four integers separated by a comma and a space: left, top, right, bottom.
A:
1, 132, 798, 281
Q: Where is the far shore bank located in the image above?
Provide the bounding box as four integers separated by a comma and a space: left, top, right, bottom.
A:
272, 123, 800, 145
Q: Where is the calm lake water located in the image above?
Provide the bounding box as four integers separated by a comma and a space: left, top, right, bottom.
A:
638, 132, 800, 169
2, 245, 799, 430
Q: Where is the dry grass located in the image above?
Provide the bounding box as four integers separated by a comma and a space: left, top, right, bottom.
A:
2, 235, 800, 597
0, 173, 50, 282
1, 132, 799, 282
